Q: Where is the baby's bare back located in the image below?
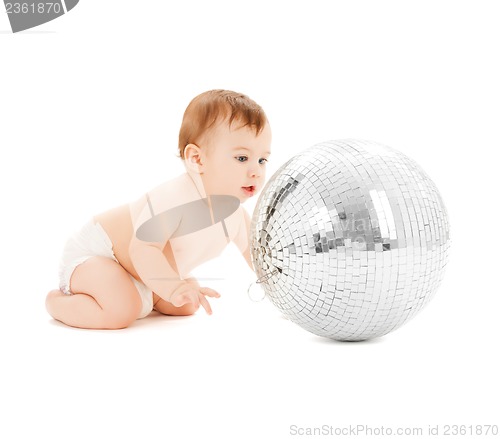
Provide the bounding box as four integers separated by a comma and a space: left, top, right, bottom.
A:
93, 202, 169, 283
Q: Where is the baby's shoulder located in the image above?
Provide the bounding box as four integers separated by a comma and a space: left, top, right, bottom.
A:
127, 173, 195, 231
147, 173, 197, 211
130, 174, 194, 213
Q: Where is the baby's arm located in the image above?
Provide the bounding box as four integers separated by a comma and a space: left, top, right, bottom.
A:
130, 241, 219, 314
129, 192, 220, 314
233, 207, 254, 273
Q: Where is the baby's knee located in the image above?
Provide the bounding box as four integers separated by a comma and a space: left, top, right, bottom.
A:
154, 298, 198, 316
102, 306, 140, 329
175, 303, 198, 316
45, 289, 64, 318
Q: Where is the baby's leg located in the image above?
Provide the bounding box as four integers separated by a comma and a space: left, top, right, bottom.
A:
46, 256, 142, 329
153, 293, 198, 316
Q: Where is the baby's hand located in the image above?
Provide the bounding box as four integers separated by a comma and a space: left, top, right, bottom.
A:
169, 278, 221, 315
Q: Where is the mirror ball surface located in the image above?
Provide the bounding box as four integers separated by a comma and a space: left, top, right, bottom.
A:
250, 139, 451, 341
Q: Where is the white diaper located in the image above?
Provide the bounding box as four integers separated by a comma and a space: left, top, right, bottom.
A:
58, 218, 153, 319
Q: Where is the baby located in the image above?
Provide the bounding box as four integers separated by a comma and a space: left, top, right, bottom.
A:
45, 89, 272, 329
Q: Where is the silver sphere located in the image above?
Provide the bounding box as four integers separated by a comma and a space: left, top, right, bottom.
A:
250, 139, 451, 341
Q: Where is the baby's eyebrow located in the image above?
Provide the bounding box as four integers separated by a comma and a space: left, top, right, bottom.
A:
233, 146, 271, 154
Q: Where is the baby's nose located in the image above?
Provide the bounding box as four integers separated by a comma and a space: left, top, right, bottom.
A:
248, 167, 261, 178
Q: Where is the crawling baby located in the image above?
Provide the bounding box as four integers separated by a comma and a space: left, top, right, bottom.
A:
45, 89, 272, 329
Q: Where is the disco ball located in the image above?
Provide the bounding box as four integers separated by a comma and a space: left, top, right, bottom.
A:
250, 139, 451, 341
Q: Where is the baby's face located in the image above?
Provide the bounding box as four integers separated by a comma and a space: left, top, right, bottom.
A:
197, 119, 272, 203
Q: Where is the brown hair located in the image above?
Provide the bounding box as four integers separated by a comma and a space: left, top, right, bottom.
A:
177, 89, 268, 160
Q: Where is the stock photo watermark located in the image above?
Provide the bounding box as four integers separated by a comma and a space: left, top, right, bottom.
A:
3, 1, 79, 32
289, 424, 499, 437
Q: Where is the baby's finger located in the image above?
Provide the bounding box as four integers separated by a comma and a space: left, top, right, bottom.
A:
198, 293, 213, 315
200, 287, 221, 298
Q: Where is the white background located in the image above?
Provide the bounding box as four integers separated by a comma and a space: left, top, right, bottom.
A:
1, 1, 498, 438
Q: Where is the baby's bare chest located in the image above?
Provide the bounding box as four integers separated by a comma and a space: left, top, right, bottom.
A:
169, 211, 241, 278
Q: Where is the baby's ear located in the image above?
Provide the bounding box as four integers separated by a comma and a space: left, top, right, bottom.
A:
184, 143, 203, 173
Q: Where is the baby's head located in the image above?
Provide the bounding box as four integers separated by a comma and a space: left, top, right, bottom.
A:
178, 89, 268, 160
178, 90, 272, 203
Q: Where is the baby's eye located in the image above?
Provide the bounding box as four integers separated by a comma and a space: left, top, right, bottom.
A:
236, 156, 248, 162
259, 158, 268, 165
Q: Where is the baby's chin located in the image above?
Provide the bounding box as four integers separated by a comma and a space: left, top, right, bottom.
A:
208, 191, 245, 203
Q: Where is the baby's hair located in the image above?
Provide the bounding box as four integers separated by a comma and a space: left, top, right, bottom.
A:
177, 89, 268, 160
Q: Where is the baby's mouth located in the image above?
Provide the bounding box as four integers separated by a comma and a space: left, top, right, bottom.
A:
242, 186, 256, 195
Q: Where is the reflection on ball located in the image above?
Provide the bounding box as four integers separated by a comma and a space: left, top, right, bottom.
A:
250, 139, 451, 341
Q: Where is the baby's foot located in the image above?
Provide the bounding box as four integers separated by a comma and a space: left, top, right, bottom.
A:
45, 289, 66, 315
47, 289, 65, 299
